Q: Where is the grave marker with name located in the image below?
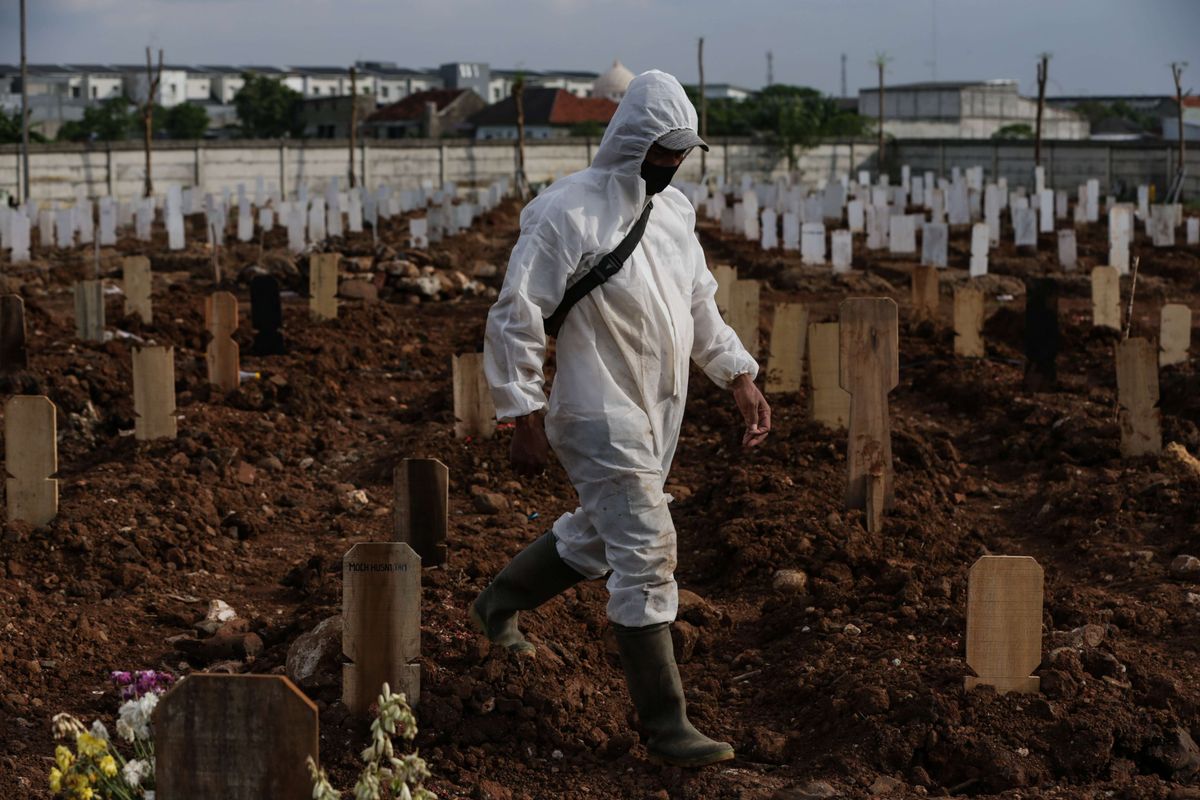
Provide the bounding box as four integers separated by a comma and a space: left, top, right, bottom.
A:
965, 555, 1043, 694
343, 542, 422, 712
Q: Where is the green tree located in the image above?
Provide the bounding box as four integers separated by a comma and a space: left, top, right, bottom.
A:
0, 108, 46, 144
57, 97, 138, 142
991, 123, 1035, 140
684, 85, 871, 169
163, 102, 210, 139
234, 72, 304, 138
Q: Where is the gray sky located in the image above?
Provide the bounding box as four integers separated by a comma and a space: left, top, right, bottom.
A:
2, 0, 1196, 98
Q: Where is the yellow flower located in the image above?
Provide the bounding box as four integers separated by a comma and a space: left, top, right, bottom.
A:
98, 755, 117, 778
55, 745, 74, 771
77, 788, 93, 800
77, 733, 107, 758
48, 767, 62, 792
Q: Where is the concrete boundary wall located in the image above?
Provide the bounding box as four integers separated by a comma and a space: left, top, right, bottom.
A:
1, 137, 1192, 204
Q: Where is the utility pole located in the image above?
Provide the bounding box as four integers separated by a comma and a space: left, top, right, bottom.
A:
19, 0, 30, 202
348, 66, 358, 188
513, 73, 528, 198
141, 47, 163, 198
1034, 53, 1050, 167
840, 53, 847, 99
1169, 61, 1189, 203
698, 37, 707, 179
873, 52, 891, 177
766, 50, 774, 87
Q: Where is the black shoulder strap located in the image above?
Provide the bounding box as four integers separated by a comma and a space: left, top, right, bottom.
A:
543, 201, 653, 338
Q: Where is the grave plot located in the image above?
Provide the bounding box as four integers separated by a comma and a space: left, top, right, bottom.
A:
1, 171, 1200, 800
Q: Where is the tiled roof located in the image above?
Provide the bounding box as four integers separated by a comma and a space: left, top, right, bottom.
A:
469, 87, 615, 127
366, 89, 468, 122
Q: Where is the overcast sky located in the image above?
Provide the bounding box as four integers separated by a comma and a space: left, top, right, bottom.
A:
1, 0, 1195, 98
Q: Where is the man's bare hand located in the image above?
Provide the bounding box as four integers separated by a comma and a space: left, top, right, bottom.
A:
510, 412, 550, 476
732, 373, 771, 448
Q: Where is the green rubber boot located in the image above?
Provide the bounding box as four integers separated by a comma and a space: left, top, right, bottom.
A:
470, 531, 585, 657
614, 622, 735, 768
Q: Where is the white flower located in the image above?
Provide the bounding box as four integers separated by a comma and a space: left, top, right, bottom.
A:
117, 692, 158, 742
122, 758, 152, 788
90, 720, 110, 741
116, 719, 135, 743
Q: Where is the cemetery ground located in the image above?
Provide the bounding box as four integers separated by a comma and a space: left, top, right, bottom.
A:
1, 199, 1199, 800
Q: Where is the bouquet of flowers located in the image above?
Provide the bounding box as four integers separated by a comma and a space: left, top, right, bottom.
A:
47, 670, 176, 799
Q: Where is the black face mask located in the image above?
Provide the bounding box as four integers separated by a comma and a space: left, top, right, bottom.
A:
640, 160, 679, 196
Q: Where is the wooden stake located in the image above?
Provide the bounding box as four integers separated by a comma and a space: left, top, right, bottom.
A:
766, 302, 808, 393
807, 322, 849, 429
153, 674, 318, 800
839, 298, 899, 511
122, 255, 152, 323
74, 279, 105, 342
132, 345, 177, 440
911, 265, 939, 324
394, 458, 448, 567
452, 352, 496, 439
0, 295, 28, 371
309, 253, 339, 321
4, 395, 58, 525
205, 291, 240, 393
711, 264, 737, 316
953, 285, 985, 358
342, 542, 422, 713
1091, 266, 1120, 330
729, 278, 761, 357
250, 275, 286, 356
1159, 303, 1191, 367
1023, 277, 1059, 392
965, 555, 1043, 694
1116, 337, 1162, 457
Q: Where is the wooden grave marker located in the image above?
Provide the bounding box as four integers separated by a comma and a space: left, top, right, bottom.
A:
250, 275, 286, 356
953, 286, 985, 358
729, 279, 761, 357
838, 298, 899, 512
132, 346, 177, 440
452, 352, 496, 439
4, 395, 58, 525
766, 302, 809, 393
806, 322, 849, 428
0, 295, 28, 371
965, 555, 1043, 694
1160, 303, 1191, 367
205, 291, 240, 393
911, 266, 939, 324
74, 279, 105, 342
394, 458, 448, 567
153, 674, 318, 800
343, 542, 422, 713
1116, 337, 1162, 457
122, 255, 152, 323
1023, 278, 1059, 392
1091, 266, 1120, 331
711, 265, 737, 316
310, 252, 339, 320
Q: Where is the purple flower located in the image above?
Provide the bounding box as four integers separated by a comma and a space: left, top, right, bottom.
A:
111, 669, 175, 700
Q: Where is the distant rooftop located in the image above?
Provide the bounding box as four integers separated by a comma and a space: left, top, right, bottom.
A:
861, 80, 1017, 92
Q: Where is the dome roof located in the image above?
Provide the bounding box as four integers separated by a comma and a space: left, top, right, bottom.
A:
593, 59, 635, 102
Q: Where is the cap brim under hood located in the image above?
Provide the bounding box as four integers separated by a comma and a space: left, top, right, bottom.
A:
591, 70, 703, 176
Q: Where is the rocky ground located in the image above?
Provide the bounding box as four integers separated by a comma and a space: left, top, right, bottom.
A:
1, 195, 1199, 800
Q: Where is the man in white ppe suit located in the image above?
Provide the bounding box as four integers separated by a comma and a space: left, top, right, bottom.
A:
473, 70, 771, 768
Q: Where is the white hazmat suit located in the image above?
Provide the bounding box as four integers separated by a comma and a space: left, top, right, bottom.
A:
484, 70, 759, 628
